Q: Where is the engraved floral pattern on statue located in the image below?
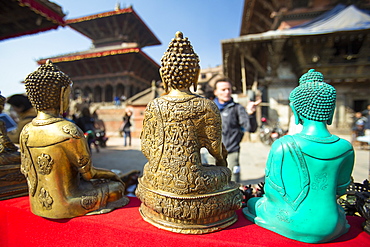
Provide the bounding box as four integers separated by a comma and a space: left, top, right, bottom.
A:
81, 193, 98, 210
277, 209, 292, 223
78, 156, 89, 166
137, 185, 241, 222
312, 172, 328, 190
62, 124, 80, 138
38, 187, 53, 210
37, 153, 53, 175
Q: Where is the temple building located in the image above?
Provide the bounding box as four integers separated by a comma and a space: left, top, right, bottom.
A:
0, 0, 65, 41
37, 6, 161, 103
222, 0, 370, 130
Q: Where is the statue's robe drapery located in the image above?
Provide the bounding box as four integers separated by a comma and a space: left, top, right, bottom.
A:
245, 134, 354, 243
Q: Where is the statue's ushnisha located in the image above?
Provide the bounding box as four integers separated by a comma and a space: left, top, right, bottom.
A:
136, 31, 242, 234
20, 60, 129, 218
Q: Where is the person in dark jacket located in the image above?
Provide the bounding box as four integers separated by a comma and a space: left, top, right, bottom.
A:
7, 94, 37, 144
121, 110, 132, 147
76, 107, 98, 152
213, 78, 258, 182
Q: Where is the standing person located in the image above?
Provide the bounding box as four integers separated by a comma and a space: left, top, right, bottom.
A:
213, 79, 258, 183
7, 94, 37, 144
121, 110, 132, 147
76, 107, 98, 152
362, 104, 370, 136
351, 112, 367, 144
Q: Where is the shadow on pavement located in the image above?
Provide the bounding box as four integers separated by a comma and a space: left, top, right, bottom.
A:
91, 148, 147, 174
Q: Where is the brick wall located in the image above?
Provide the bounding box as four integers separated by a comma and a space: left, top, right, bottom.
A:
95, 106, 146, 138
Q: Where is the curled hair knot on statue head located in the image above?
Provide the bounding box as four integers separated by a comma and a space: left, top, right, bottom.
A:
290, 69, 336, 122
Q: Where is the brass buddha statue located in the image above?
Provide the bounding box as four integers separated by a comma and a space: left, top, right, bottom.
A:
0, 92, 28, 200
136, 31, 242, 234
20, 60, 129, 218
0, 92, 20, 164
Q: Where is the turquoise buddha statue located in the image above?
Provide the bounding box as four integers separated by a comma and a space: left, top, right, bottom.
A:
243, 69, 354, 243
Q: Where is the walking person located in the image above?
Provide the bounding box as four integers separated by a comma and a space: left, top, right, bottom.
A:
121, 109, 132, 147
213, 78, 258, 183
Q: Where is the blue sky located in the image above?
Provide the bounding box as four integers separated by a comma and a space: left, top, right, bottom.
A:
0, 0, 244, 97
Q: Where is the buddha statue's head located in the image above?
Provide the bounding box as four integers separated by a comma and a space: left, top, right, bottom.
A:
290, 69, 336, 125
24, 60, 73, 115
160, 31, 200, 93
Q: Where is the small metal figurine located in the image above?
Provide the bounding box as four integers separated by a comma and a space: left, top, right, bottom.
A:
136, 31, 242, 234
20, 60, 129, 219
355, 190, 370, 234
243, 69, 355, 243
0, 92, 28, 200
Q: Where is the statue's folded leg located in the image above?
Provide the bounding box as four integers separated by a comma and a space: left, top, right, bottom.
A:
243, 197, 260, 222
84, 180, 129, 216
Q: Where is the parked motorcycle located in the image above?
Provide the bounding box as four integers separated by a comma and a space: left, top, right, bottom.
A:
259, 117, 287, 145
84, 130, 99, 153
95, 129, 108, 148
259, 117, 272, 145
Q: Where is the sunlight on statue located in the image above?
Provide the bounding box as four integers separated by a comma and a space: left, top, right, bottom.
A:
20, 60, 129, 219
243, 69, 355, 243
136, 31, 242, 234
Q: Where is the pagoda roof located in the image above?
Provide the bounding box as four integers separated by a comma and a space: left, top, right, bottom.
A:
224, 5, 370, 43
66, 6, 161, 48
37, 47, 160, 84
0, 0, 65, 41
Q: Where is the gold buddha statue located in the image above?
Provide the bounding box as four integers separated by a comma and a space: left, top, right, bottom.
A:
20, 60, 129, 218
136, 31, 242, 234
0, 92, 20, 164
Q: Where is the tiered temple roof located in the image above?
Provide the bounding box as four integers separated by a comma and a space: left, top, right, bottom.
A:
38, 6, 161, 103
66, 7, 160, 48
0, 0, 66, 41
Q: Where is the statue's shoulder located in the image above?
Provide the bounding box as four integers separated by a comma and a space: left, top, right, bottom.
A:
56, 120, 84, 139
269, 137, 287, 154
291, 134, 353, 159
335, 136, 354, 152
200, 97, 219, 112
25, 119, 83, 147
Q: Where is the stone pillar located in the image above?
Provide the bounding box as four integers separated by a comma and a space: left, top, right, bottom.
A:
335, 93, 346, 129
241, 55, 247, 95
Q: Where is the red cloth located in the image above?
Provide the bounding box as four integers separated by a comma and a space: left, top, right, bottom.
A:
1, 196, 369, 247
